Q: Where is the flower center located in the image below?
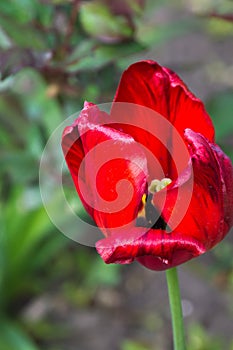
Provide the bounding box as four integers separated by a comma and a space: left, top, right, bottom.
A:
148, 178, 172, 193
137, 178, 172, 230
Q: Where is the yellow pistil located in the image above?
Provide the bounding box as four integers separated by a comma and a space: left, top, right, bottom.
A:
148, 178, 172, 193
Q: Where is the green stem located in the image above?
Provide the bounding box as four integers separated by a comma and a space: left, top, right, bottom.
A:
166, 267, 186, 350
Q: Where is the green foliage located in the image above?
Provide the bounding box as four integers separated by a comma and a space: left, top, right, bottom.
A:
187, 324, 225, 350
0, 187, 68, 310
206, 17, 233, 36
12, 68, 63, 133
0, 69, 63, 185
0, 16, 45, 50
65, 40, 144, 73
206, 92, 233, 140
0, 0, 38, 24
85, 256, 121, 287
0, 318, 40, 350
79, 2, 133, 42
121, 339, 151, 350
212, 240, 233, 271
134, 0, 194, 46
206, 92, 233, 160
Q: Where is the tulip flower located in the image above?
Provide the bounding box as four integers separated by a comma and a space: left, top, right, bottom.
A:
62, 60, 233, 271
61, 60, 233, 350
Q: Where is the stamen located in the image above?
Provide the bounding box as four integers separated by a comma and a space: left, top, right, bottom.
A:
137, 178, 172, 230
148, 178, 172, 193
142, 194, 147, 206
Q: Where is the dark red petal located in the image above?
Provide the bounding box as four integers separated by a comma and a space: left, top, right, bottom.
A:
62, 123, 94, 217
110, 102, 182, 180
62, 103, 148, 234
155, 129, 233, 250
112, 61, 215, 179
113, 60, 215, 141
96, 227, 206, 271
211, 143, 233, 230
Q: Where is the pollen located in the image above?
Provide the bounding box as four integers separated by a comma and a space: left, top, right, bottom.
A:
137, 178, 172, 228
138, 194, 147, 218
142, 193, 147, 205
148, 178, 172, 193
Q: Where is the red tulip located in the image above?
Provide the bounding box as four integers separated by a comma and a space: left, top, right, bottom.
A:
62, 60, 233, 270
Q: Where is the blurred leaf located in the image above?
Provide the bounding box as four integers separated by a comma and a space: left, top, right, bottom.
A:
206, 92, 233, 140
0, 76, 14, 92
121, 339, 150, 350
34, 3, 54, 28
187, 323, 225, 350
79, 2, 133, 43
0, 318, 39, 350
0, 27, 12, 49
206, 17, 233, 36
12, 68, 63, 134
67, 39, 98, 63
26, 125, 44, 158
136, 18, 194, 46
0, 94, 28, 146
212, 240, 233, 270
0, 0, 38, 24
85, 256, 121, 287
66, 41, 143, 73
66, 46, 113, 72
0, 151, 38, 184
25, 319, 69, 342
83, 83, 100, 102
0, 16, 45, 49
188, 0, 233, 16
29, 232, 68, 273
0, 188, 68, 308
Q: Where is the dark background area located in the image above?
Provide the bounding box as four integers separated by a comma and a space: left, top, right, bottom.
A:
0, 1, 233, 349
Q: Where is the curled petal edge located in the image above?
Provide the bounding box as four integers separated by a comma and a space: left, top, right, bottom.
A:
96, 228, 206, 271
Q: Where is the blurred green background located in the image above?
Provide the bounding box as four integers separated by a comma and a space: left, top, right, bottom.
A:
0, 0, 233, 349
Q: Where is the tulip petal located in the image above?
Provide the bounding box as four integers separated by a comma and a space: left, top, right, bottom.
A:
110, 101, 179, 180
62, 122, 93, 216
113, 60, 215, 141
96, 226, 206, 271
154, 129, 233, 250
112, 61, 215, 179
62, 103, 148, 234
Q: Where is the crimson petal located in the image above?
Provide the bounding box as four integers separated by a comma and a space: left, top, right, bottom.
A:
113, 60, 215, 141
62, 103, 148, 235
96, 226, 206, 271
112, 61, 215, 179
154, 129, 233, 250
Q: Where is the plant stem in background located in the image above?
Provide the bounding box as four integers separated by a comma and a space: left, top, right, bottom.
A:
166, 267, 186, 350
